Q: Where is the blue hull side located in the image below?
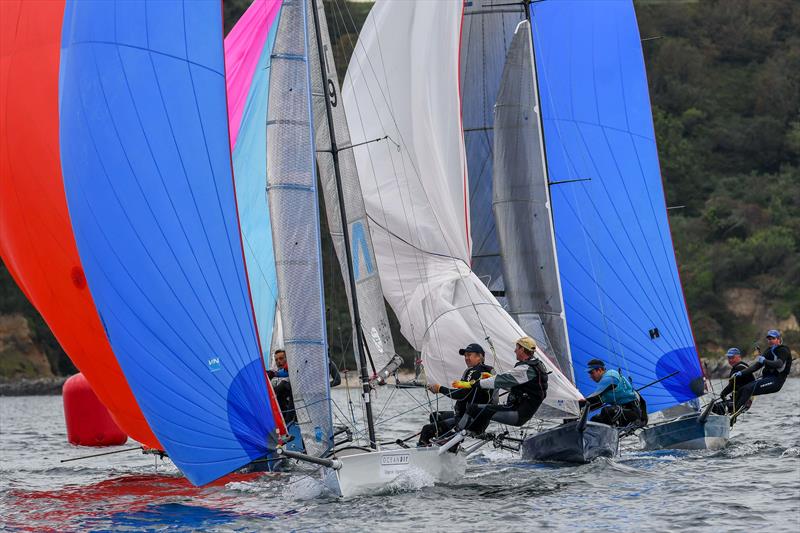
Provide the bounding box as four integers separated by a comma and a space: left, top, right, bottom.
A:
639, 413, 729, 451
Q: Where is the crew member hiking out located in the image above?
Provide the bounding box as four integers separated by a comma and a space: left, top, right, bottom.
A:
731, 329, 792, 413
454, 336, 548, 434
418, 343, 493, 446
583, 359, 646, 428
715, 347, 754, 415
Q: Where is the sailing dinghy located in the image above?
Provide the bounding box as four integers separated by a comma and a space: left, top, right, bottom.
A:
344, 0, 590, 466
527, 0, 728, 451
265, 0, 467, 497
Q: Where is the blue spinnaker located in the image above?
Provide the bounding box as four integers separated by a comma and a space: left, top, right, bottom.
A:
59, 0, 277, 485
530, 0, 703, 413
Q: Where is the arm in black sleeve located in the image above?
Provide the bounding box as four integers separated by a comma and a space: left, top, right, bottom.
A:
438, 386, 471, 400
329, 361, 341, 387
719, 381, 733, 398
739, 361, 763, 378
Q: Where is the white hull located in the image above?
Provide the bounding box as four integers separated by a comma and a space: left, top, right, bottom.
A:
324, 447, 466, 498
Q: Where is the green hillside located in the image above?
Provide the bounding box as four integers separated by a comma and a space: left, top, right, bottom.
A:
0, 0, 797, 378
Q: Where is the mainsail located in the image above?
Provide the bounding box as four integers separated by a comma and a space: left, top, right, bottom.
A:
493, 21, 573, 382
0, 0, 159, 449
59, 0, 283, 485
310, 0, 400, 382
529, 0, 703, 413
343, 0, 583, 416
266, 0, 334, 458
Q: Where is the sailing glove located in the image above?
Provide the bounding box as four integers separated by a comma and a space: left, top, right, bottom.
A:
451, 380, 473, 389
733, 371, 743, 378
757, 356, 766, 364
480, 372, 492, 379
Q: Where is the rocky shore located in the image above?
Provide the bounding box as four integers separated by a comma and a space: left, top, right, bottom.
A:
0, 376, 68, 396
702, 357, 800, 379
1, 361, 796, 396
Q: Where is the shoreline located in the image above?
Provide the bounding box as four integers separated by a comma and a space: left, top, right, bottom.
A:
1, 361, 797, 396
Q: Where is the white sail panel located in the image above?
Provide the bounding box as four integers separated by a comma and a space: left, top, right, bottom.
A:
309, 0, 400, 380
266, 0, 333, 457
343, 0, 582, 414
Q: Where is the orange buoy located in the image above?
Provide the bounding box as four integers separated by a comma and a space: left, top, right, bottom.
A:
63, 373, 128, 446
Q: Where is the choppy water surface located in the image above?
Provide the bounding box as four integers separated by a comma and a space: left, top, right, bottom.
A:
1, 380, 798, 532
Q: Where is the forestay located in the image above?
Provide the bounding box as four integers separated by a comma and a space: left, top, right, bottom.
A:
493, 20, 573, 382
266, 0, 334, 457
59, 0, 282, 485
343, 0, 582, 416
530, 0, 703, 413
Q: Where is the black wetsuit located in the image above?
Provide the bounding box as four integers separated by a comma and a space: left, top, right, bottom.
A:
733, 344, 792, 412
459, 358, 548, 433
418, 363, 493, 446
269, 361, 342, 424
720, 361, 753, 399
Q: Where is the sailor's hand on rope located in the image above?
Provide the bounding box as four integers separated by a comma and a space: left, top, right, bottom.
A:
733, 371, 743, 378
757, 356, 766, 364
451, 380, 473, 389
427, 383, 441, 394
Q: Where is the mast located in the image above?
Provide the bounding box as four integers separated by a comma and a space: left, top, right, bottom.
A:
309, 0, 377, 449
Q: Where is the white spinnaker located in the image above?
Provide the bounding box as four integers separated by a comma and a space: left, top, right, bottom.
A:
342, 0, 582, 415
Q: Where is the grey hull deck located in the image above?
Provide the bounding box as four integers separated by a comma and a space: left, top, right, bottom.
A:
639, 412, 729, 451
521, 420, 619, 463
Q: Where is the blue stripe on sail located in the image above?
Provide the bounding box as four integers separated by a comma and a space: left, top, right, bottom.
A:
530, 0, 702, 413
232, 21, 280, 361
58, 0, 277, 485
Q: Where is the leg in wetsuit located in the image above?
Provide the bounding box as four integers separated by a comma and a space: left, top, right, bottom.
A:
458, 396, 545, 434
590, 401, 642, 427
418, 411, 457, 446
733, 375, 786, 412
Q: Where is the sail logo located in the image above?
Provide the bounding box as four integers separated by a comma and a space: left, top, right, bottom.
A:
380, 454, 409, 465
208, 357, 221, 372
350, 220, 375, 282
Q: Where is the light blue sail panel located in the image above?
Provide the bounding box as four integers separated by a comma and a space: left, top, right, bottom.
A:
58, 0, 277, 485
232, 22, 280, 363
530, 0, 703, 413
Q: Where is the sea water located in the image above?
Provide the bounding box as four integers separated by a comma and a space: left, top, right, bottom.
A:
1, 380, 798, 532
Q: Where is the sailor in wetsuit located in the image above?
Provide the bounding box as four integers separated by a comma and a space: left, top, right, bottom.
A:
417, 343, 493, 446
716, 347, 754, 414
268, 348, 341, 424
454, 337, 548, 434
731, 329, 792, 413
268, 349, 295, 423
583, 359, 645, 427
